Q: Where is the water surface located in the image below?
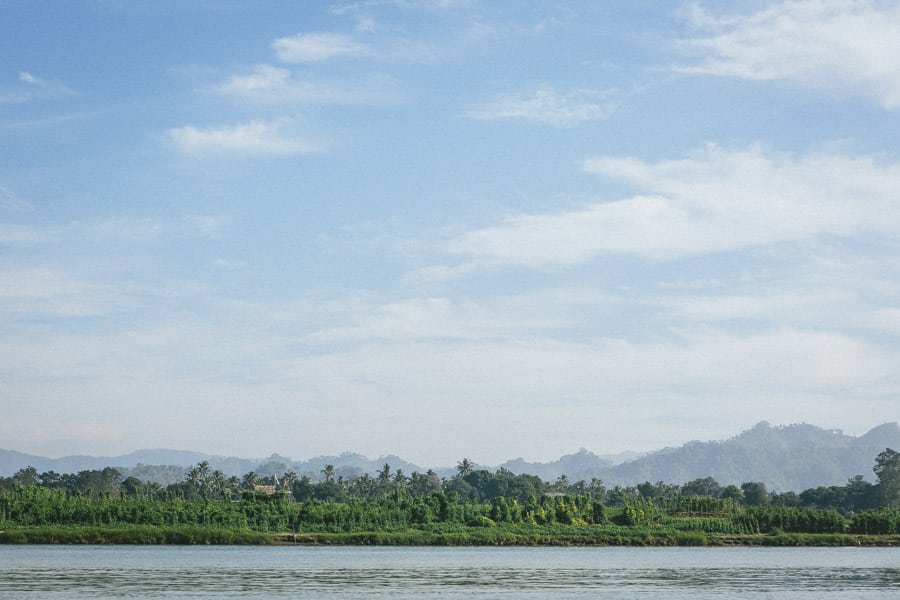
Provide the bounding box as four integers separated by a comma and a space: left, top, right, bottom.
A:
1, 545, 897, 599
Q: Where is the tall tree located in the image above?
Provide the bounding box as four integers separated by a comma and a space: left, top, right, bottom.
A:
741, 481, 769, 506
456, 458, 474, 478
186, 466, 201, 489
197, 461, 211, 486
281, 470, 299, 491
874, 448, 900, 507
844, 475, 876, 511
241, 471, 259, 489
13, 466, 38, 486
39, 470, 63, 489
209, 470, 227, 499
589, 478, 606, 501
681, 477, 722, 498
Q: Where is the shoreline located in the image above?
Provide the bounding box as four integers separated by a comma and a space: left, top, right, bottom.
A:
3, 526, 899, 547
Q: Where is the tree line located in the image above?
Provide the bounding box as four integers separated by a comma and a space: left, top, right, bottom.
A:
2, 449, 900, 542
3, 448, 899, 515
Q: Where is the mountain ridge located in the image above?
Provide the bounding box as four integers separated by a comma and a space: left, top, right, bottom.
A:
2, 422, 898, 491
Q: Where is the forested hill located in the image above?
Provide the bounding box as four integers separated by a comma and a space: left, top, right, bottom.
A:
497, 449, 644, 483
603, 422, 900, 491
0, 449, 425, 487
2, 422, 898, 491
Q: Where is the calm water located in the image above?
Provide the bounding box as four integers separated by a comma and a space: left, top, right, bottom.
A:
0, 545, 898, 599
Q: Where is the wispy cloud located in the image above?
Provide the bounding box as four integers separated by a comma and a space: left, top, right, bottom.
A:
211, 258, 248, 270
273, 32, 368, 63
442, 144, 900, 268
465, 85, 618, 125
0, 215, 224, 246
0, 111, 100, 131
678, 1, 900, 108
184, 215, 224, 238
0, 71, 75, 103
0, 267, 144, 318
73, 215, 224, 242
219, 63, 291, 93
215, 63, 397, 105
167, 120, 319, 156
0, 224, 58, 244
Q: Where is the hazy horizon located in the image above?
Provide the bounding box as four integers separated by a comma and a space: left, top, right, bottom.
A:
2, 2, 900, 466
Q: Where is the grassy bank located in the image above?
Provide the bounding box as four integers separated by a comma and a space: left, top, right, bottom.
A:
277, 529, 900, 547
0, 525, 272, 545
4, 525, 899, 546
4, 486, 899, 546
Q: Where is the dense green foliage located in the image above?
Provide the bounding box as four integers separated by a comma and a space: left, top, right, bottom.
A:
2, 479, 899, 545
2, 448, 899, 545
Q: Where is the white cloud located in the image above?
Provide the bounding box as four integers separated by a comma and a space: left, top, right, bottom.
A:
678, 1, 900, 108
10, 302, 891, 463
446, 194, 688, 267
215, 64, 396, 105
1, 267, 896, 463
183, 215, 223, 238
443, 145, 900, 267
273, 32, 368, 63
465, 85, 618, 125
260, 325, 898, 462
219, 63, 291, 93
303, 294, 577, 344
662, 290, 857, 324
167, 120, 318, 156
0, 267, 140, 318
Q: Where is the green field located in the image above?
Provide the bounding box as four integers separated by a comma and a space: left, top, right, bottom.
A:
3, 484, 899, 545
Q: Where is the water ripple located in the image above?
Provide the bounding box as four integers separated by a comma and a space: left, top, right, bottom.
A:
2, 565, 898, 598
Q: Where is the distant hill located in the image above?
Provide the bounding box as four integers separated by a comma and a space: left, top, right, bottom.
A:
2, 422, 897, 491
252, 452, 425, 482
0, 448, 260, 484
0, 448, 424, 484
601, 422, 900, 491
499, 449, 614, 482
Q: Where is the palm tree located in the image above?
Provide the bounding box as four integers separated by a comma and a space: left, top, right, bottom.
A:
145, 481, 162, 500
554, 474, 570, 493
186, 466, 201, 488
456, 458, 474, 477
226, 475, 240, 499
281, 470, 299, 491
321, 464, 336, 482
241, 471, 258, 489
210, 470, 227, 500
350, 474, 376, 500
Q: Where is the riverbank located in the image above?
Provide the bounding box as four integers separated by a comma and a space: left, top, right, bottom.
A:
275, 530, 900, 547
0, 526, 272, 545
3, 526, 900, 546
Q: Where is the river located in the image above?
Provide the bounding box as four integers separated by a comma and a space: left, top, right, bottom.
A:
1, 545, 898, 598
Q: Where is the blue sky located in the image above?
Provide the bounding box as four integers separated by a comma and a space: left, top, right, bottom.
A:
2, 0, 900, 466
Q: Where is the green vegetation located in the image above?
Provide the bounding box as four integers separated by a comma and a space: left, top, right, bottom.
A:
2, 449, 900, 546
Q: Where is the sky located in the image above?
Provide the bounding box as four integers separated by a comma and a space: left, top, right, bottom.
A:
2, 0, 900, 467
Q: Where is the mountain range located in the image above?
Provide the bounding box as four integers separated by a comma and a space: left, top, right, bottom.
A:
2, 422, 897, 491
